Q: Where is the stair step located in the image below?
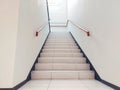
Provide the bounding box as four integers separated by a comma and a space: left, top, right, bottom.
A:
47, 37, 73, 38
46, 41, 75, 43
38, 57, 86, 63
31, 71, 95, 80
43, 46, 78, 49
45, 43, 77, 46
42, 48, 80, 51
47, 39, 73, 41
48, 37, 73, 38
45, 42, 75, 44
44, 44, 77, 47
40, 53, 83, 57
42, 49, 80, 53
35, 63, 90, 70
46, 41, 74, 42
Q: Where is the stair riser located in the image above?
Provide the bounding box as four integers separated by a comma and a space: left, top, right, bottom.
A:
43, 47, 78, 49
31, 71, 95, 80
38, 59, 86, 63
47, 38, 73, 39
39, 57, 86, 59
47, 40, 74, 41
44, 45, 77, 47
45, 43, 77, 46
42, 49, 80, 51
46, 41, 75, 43
40, 53, 83, 57
42, 50, 80, 53
38, 57, 86, 62
35, 64, 90, 70
40, 54, 83, 57
39, 61, 86, 63
45, 42, 75, 45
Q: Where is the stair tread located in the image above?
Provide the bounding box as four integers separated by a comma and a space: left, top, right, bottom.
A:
38, 57, 86, 60
32, 70, 94, 72
42, 49, 80, 50
41, 53, 82, 54
35, 63, 89, 65
44, 45, 77, 47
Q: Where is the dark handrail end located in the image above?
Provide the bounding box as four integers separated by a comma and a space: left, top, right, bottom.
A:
86, 31, 90, 36
36, 31, 39, 37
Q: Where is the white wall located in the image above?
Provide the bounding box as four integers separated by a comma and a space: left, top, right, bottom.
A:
0, 0, 19, 88
0, 0, 49, 88
13, 0, 49, 87
48, 0, 67, 26
68, 0, 120, 87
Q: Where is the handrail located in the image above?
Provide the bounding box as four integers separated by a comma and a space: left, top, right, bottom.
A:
35, 0, 51, 37
46, 0, 51, 32
36, 22, 48, 37
66, 20, 90, 36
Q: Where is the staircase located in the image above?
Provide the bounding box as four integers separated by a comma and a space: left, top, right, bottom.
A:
31, 32, 95, 80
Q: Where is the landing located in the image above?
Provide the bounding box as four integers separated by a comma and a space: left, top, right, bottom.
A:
19, 80, 113, 90
51, 27, 69, 32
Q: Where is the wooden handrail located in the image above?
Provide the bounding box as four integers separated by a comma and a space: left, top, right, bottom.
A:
67, 20, 90, 36
36, 22, 48, 37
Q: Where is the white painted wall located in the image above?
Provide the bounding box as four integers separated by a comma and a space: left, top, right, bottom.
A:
0, 0, 19, 88
0, 0, 49, 88
48, 0, 67, 26
68, 0, 120, 87
13, 0, 49, 86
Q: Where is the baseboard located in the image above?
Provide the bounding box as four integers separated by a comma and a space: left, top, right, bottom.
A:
27, 32, 50, 81
0, 88, 12, 90
69, 32, 101, 80
101, 80, 120, 90
69, 32, 120, 90
0, 31, 50, 90
0, 79, 28, 90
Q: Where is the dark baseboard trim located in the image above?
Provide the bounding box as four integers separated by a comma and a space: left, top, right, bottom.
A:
101, 80, 120, 90
0, 74, 30, 90
0, 31, 50, 90
27, 32, 50, 81
69, 32, 120, 90
0, 88, 12, 90
69, 32, 101, 80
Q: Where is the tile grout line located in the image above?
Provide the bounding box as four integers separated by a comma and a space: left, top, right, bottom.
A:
47, 79, 52, 90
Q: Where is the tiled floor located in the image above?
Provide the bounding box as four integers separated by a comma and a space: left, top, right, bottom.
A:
19, 80, 113, 90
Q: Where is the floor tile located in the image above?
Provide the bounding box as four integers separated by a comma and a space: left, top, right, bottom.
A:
19, 87, 48, 90
19, 80, 50, 90
48, 87, 89, 90
19, 80, 114, 90
81, 80, 113, 90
